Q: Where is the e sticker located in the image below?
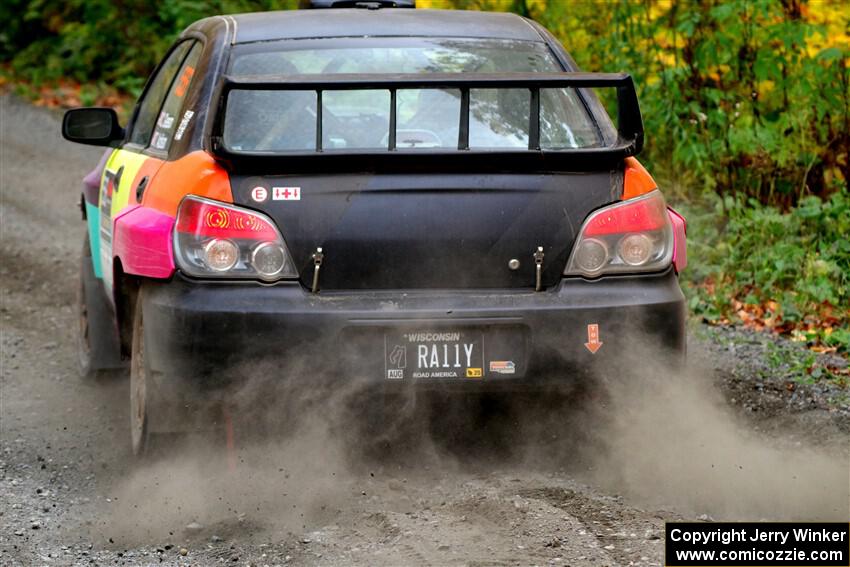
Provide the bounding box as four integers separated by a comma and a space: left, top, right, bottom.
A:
251, 186, 269, 202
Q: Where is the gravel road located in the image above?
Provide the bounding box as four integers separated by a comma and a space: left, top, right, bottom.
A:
1, 94, 848, 567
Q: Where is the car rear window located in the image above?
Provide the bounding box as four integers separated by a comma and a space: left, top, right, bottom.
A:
224, 38, 604, 152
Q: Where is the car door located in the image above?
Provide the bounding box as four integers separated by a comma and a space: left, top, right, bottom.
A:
95, 40, 201, 295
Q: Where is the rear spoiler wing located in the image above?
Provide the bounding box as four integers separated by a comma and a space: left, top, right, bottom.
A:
210, 72, 644, 172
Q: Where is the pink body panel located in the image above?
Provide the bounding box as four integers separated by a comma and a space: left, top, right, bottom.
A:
667, 207, 687, 273
113, 205, 175, 279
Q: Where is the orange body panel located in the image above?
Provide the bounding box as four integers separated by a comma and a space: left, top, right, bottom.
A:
623, 157, 657, 200
143, 151, 233, 216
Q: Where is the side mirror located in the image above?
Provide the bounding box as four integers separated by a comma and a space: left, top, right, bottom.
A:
62, 107, 124, 147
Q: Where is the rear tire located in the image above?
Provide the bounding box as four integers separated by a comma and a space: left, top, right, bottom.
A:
130, 293, 149, 455
78, 234, 124, 378
130, 288, 170, 457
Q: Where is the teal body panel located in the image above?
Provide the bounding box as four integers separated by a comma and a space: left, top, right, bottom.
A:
85, 202, 102, 278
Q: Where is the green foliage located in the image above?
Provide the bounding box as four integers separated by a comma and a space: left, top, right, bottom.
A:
528, 0, 850, 207
0, 0, 298, 98
679, 188, 850, 351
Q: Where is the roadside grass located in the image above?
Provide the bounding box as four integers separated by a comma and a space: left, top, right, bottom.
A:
676, 190, 850, 383
695, 323, 848, 396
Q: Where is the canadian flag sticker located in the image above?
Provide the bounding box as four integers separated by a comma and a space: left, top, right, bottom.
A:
273, 186, 301, 201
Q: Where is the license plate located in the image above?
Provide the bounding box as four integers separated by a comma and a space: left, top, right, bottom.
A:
384, 330, 484, 380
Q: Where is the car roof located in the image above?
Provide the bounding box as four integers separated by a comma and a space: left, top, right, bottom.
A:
225, 8, 544, 44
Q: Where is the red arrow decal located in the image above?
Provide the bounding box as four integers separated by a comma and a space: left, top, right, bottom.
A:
585, 323, 603, 354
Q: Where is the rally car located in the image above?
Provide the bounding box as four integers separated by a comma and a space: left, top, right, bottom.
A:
63, 0, 687, 455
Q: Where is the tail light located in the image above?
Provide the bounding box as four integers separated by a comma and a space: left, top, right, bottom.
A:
174, 196, 297, 281
564, 190, 673, 278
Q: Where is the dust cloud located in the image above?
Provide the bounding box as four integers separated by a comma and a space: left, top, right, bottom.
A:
579, 338, 850, 521
97, 355, 444, 546
97, 337, 848, 547
100, 410, 351, 545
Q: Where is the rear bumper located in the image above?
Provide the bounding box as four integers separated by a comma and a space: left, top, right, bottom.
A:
142, 269, 686, 394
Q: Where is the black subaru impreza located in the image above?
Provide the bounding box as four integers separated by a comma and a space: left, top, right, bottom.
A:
63, 0, 687, 454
